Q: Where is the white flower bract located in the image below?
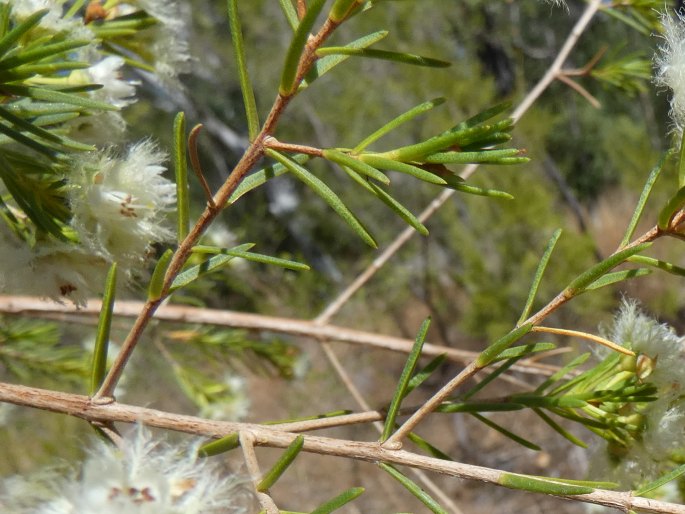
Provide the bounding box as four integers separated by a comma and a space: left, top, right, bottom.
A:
0, 426, 247, 514
68, 140, 176, 273
656, 10, 685, 133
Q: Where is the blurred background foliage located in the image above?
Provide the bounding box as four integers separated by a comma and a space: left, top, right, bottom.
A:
3, 0, 685, 512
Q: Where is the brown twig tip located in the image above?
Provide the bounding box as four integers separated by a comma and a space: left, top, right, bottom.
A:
188, 124, 216, 209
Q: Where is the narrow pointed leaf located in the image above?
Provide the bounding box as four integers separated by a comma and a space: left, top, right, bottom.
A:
354, 97, 445, 152
405, 354, 447, 396
533, 408, 587, 448
2, 84, 117, 111
257, 435, 304, 492
584, 268, 651, 291
564, 243, 651, 294
173, 112, 189, 241
378, 463, 448, 514
310, 487, 365, 514
316, 47, 450, 68
0, 119, 54, 156
192, 245, 310, 271
266, 149, 377, 247
0, 105, 93, 151
444, 176, 513, 200
635, 463, 685, 496
518, 229, 562, 324
0, 9, 47, 58
424, 148, 527, 165
463, 357, 521, 401
627, 255, 685, 277
360, 154, 446, 184
477, 323, 533, 367
471, 413, 541, 451
341, 165, 428, 235
278, 0, 299, 31
90, 263, 117, 395
407, 432, 453, 461
302, 31, 388, 89
170, 243, 255, 292
279, 0, 327, 95
228, 0, 259, 140
0, 39, 90, 69
228, 154, 310, 205
198, 433, 240, 457
438, 402, 524, 413
621, 151, 670, 247
324, 149, 389, 184
148, 249, 174, 301
450, 101, 512, 132
490, 342, 557, 361
381, 318, 430, 442
499, 473, 594, 495
534, 353, 591, 394
658, 185, 685, 230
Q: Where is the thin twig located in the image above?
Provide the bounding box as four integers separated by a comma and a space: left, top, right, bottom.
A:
532, 326, 633, 356
556, 73, 601, 109
240, 431, 280, 514
263, 137, 324, 156
1, 382, 682, 514
0, 296, 561, 376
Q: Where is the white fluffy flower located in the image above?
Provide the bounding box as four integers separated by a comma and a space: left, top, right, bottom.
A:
2, 0, 92, 38
83, 56, 138, 108
0, 426, 247, 514
68, 141, 176, 272
655, 10, 685, 133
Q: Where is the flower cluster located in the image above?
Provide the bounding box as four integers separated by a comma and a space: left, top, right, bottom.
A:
0, 1, 189, 303
656, 10, 685, 133
589, 300, 685, 493
0, 426, 248, 514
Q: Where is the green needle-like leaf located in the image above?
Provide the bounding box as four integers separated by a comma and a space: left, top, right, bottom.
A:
266, 149, 377, 247
442, 175, 514, 200
198, 433, 240, 457
227, 0, 259, 140
324, 149, 389, 184
499, 473, 595, 495
2, 84, 117, 111
518, 228, 562, 324
490, 342, 557, 362
635, 463, 685, 496
378, 463, 448, 514
278, 0, 299, 31
477, 323, 533, 367
148, 249, 173, 301
627, 255, 685, 277
354, 98, 445, 152
341, 165, 428, 235
0, 9, 47, 58
381, 318, 430, 442
470, 412, 541, 450
424, 148, 527, 165
406, 432, 453, 461
360, 154, 446, 185
405, 353, 447, 396
279, 0, 327, 95
173, 112, 189, 242
89, 263, 117, 395
0, 39, 90, 70
564, 243, 652, 294
316, 47, 451, 68
170, 243, 255, 292
584, 268, 651, 291
192, 245, 310, 271
228, 154, 310, 205
621, 151, 670, 247
658, 184, 685, 230
0, 105, 92, 151
463, 358, 521, 401
302, 30, 388, 89
310, 487, 365, 514
257, 435, 304, 492
533, 408, 587, 448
